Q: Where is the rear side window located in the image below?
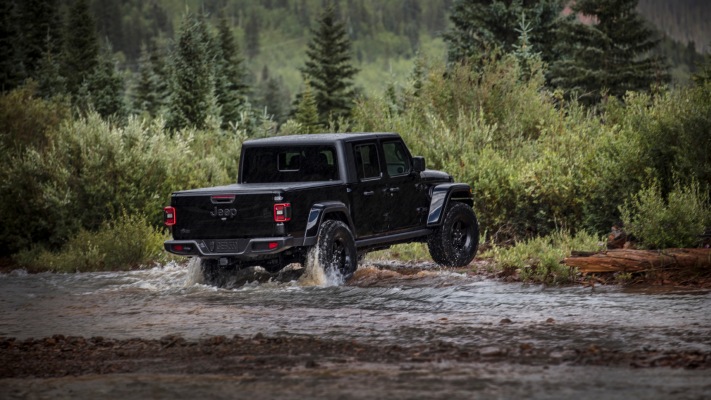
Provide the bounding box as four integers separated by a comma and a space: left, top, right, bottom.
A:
242, 146, 338, 183
354, 143, 381, 180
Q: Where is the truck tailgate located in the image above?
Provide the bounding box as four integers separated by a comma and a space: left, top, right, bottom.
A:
170, 191, 279, 240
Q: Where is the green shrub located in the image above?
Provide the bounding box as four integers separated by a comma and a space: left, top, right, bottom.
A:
620, 181, 711, 249
14, 212, 176, 272
483, 231, 602, 284
0, 108, 246, 255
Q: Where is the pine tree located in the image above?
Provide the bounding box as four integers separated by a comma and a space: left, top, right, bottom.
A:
19, 0, 63, 79
63, 0, 99, 96
259, 74, 290, 124
214, 17, 249, 129
550, 0, 669, 104
409, 53, 425, 98
294, 80, 321, 134
301, 4, 359, 125
443, 0, 564, 65
0, 0, 25, 91
133, 44, 160, 117
167, 12, 216, 131
149, 40, 171, 112
36, 34, 67, 99
85, 43, 126, 120
512, 13, 541, 81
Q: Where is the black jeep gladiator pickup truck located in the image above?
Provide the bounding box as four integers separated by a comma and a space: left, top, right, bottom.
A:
164, 132, 478, 284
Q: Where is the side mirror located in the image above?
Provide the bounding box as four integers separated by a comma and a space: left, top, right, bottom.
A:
412, 156, 426, 173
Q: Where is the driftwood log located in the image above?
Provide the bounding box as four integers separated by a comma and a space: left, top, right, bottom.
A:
564, 248, 711, 274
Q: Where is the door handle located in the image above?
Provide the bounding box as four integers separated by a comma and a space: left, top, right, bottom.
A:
363, 191, 375, 196
388, 187, 400, 193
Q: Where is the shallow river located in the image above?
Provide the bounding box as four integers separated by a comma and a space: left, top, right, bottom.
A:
1, 260, 710, 399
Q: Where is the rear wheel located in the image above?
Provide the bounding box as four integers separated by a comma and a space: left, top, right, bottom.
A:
427, 202, 479, 267
306, 220, 357, 280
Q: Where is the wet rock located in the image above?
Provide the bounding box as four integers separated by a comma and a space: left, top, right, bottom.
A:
276, 264, 304, 282
224, 267, 273, 288
480, 347, 503, 357
545, 318, 555, 324
305, 359, 319, 368
499, 318, 513, 324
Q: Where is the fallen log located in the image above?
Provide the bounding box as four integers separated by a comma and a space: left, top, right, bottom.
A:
564, 248, 711, 274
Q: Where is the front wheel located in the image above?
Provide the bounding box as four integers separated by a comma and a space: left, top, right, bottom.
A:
427, 202, 479, 267
305, 220, 357, 281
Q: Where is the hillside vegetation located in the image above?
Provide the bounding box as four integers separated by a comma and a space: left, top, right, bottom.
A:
1, 0, 710, 282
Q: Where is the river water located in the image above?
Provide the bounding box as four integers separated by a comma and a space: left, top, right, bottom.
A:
1, 261, 710, 399
1, 260, 709, 352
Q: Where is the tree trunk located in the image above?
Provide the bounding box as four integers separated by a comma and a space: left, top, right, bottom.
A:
564, 249, 711, 274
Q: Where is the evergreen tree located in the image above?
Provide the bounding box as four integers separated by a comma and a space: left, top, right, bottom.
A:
550, 0, 669, 104
512, 13, 541, 81
258, 71, 290, 124
19, 0, 63, 79
0, 0, 25, 91
294, 80, 321, 133
214, 17, 249, 129
63, 0, 99, 96
167, 12, 216, 130
36, 34, 67, 99
149, 40, 171, 112
409, 54, 425, 98
85, 43, 126, 120
133, 44, 160, 117
301, 5, 359, 124
443, 0, 564, 65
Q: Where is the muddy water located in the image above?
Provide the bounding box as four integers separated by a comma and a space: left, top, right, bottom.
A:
1, 260, 709, 354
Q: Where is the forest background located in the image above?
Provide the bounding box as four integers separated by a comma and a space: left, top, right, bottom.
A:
0, 0, 710, 283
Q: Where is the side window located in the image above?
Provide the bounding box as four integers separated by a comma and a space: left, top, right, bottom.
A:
382, 140, 411, 176
354, 143, 381, 180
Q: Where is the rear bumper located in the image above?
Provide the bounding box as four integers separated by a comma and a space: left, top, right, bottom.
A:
164, 236, 303, 259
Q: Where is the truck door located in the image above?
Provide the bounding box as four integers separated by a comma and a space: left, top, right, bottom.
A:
350, 142, 388, 237
381, 139, 429, 231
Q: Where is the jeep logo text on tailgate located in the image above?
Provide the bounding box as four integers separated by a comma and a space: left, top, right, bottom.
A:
210, 207, 237, 218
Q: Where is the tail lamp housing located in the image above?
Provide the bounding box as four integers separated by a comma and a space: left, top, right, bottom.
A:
273, 203, 291, 222
164, 206, 176, 226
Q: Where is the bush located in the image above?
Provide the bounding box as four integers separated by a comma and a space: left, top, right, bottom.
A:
484, 231, 603, 284
620, 181, 711, 249
0, 106, 246, 255
14, 213, 175, 272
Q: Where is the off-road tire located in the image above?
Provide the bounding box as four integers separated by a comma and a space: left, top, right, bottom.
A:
306, 220, 357, 279
427, 202, 479, 267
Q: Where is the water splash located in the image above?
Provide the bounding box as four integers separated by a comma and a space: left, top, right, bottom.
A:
184, 258, 204, 286
298, 247, 348, 287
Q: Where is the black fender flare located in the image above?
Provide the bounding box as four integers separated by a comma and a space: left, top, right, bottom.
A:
426, 183, 474, 227
303, 201, 355, 246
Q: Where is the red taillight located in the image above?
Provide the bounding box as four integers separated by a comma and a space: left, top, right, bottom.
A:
173, 244, 184, 251
164, 206, 176, 226
273, 203, 291, 222
268, 242, 279, 250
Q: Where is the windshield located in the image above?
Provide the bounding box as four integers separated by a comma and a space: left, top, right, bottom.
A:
241, 145, 339, 183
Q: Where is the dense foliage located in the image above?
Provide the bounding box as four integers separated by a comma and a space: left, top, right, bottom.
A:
0, 0, 709, 273
353, 55, 711, 245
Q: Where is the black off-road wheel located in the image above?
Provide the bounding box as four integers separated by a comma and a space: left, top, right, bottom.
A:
427, 202, 479, 267
306, 220, 357, 279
